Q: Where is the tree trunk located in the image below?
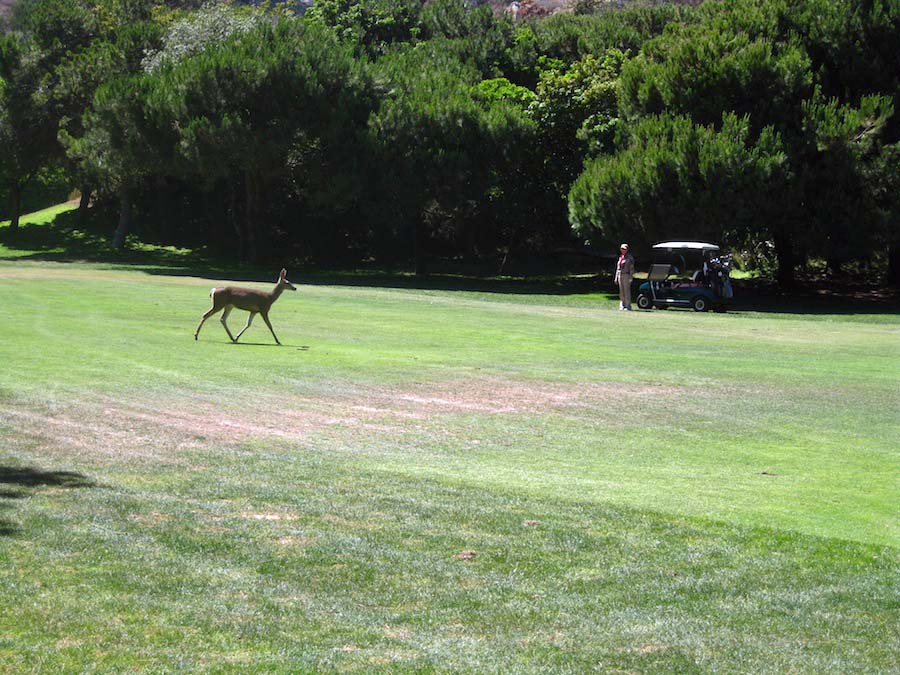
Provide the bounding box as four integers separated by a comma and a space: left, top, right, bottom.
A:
155, 177, 172, 242
77, 186, 91, 228
113, 187, 132, 250
413, 221, 422, 276
226, 186, 244, 261
774, 231, 796, 289
8, 183, 22, 235
244, 170, 260, 264
887, 242, 900, 287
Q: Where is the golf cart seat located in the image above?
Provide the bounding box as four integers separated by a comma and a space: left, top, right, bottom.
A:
647, 264, 671, 281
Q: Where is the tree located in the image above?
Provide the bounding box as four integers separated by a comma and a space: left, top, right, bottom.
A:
530, 50, 625, 190
0, 33, 58, 234
871, 143, 900, 286
303, 0, 423, 58
419, 0, 514, 79
786, 0, 900, 105
156, 18, 374, 261
619, 11, 813, 132
569, 113, 787, 252
799, 91, 895, 273
64, 72, 174, 248
614, 0, 899, 285
53, 17, 164, 225
1, 1, 90, 229
512, 4, 698, 83
368, 46, 535, 270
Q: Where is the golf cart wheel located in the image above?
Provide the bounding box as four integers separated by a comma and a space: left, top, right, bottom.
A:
636, 294, 652, 310
691, 296, 709, 312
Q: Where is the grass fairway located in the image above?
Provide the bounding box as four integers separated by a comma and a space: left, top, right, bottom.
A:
1, 214, 898, 671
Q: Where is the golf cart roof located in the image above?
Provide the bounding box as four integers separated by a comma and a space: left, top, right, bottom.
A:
653, 241, 720, 252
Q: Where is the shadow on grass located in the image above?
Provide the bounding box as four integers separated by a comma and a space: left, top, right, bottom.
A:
0, 466, 95, 488
3, 208, 898, 313
0, 208, 610, 295
0, 465, 96, 537
725, 278, 900, 316
0, 208, 226, 274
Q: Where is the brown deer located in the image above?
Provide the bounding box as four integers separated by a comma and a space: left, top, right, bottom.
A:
194, 269, 297, 345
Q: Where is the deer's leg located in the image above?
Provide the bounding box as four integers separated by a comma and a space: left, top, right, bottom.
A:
235, 312, 256, 342
260, 311, 281, 345
220, 306, 237, 343
195, 305, 222, 340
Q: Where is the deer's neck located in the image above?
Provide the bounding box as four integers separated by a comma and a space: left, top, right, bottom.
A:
269, 283, 285, 303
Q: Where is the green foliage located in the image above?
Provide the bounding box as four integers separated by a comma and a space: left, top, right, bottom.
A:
569, 113, 787, 248
785, 0, 900, 103
303, 0, 423, 57
20, 0, 98, 61
66, 75, 165, 191
421, 0, 491, 41
1, 0, 897, 279
609, 0, 898, 284
369, 44, 536, 264
420, 0, 514, 78
0, 35, 36, 181
89, 0, 156, 31
620, 17, 813, 131
522, 4, 698, 68
474, 77, 536, 108
54, 20, 164, 157
530, 49, 625, 183
0, 32, 62, 229
798, 90, 896, 263
153, 18, 375, 258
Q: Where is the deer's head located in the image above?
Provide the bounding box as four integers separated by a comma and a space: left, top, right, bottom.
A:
278, 269, 297, 291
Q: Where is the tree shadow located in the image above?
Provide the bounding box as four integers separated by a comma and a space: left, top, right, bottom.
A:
0, 465, 96, 537
1, 208, 612, 294
0, 210, 227, 274
0, 466, 94, 488
4, 209, 898, 312
726, 278, 900, 316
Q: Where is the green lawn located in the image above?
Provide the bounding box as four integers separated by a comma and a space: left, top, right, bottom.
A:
1, 211, 898, 672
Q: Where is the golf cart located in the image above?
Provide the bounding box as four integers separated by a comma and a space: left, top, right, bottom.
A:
635, 241, 733, 312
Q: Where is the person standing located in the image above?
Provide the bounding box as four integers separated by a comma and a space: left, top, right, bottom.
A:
615, 243, 635, 310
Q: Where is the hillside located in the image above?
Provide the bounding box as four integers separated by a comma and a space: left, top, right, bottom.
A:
0, 0, 704, 23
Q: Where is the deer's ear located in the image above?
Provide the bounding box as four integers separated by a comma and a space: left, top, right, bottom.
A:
280, 269, 287, 279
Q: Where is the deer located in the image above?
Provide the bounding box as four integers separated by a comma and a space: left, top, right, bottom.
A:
194, 269, 297, 345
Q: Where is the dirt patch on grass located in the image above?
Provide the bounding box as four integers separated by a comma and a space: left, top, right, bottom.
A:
352, 377, 681, 419
128, 511, 173, 525
0, 376, 692, 461
240, 511, 299, 521
277, 535, 312, 547
620, 643, 672, 655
